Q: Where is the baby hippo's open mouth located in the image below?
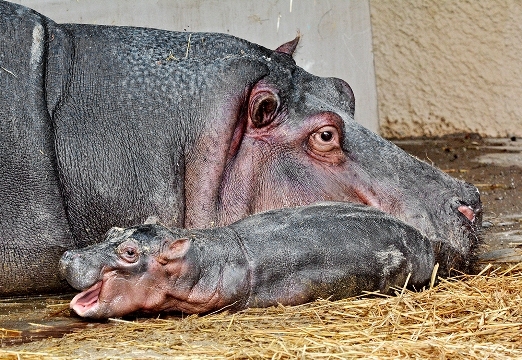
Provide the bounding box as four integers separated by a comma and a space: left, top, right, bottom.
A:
70, 281, 102, 316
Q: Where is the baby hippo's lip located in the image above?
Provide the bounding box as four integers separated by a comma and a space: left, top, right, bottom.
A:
70, 281, 102, 317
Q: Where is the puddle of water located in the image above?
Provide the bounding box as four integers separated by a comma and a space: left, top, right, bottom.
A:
483, 138, 522, 147
479, 248, 522, 263
475, 153, 522, 168
484, 230, 522, 247
0, 295, 104, 346
475, 138, 522, 167
480, 212, 522, 263
484, 213, 522, 221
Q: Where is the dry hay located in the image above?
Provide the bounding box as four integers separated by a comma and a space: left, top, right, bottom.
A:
1, 263, 522, 359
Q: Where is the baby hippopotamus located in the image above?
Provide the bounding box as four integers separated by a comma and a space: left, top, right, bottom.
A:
60, 203, 435, 319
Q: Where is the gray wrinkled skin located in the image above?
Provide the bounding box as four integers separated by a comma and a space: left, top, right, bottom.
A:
60, 203, 435, 318
1, 1, 480, 296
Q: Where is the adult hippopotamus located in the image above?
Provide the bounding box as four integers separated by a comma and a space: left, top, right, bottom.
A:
0, 1, 481, 296
60, 203, 435, 319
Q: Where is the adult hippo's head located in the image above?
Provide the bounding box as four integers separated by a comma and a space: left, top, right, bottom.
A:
183, 37, 481, 276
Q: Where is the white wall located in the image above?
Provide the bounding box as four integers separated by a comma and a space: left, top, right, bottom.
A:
13, 0, 379, 133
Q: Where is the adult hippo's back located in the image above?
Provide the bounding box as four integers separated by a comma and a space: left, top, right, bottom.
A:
0, 1, 481, 296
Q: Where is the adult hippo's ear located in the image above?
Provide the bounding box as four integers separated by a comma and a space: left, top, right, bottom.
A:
275, 34, 301, 56
249, 87, 280, 128
157, 237, 191, 265
247, 37, 300, 128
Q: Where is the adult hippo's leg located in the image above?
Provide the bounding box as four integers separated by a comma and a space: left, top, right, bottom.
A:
0, 3, 75, 294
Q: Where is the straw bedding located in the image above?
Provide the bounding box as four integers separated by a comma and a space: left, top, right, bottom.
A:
1, 263, 522, 359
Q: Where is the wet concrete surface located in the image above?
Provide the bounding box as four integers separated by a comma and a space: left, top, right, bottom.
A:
1, 135, 521, 347
0, 295, 94, 346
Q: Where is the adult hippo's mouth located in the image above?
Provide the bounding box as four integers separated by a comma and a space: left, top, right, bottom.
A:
458, 204, 478, 223
409, 186, 482, 275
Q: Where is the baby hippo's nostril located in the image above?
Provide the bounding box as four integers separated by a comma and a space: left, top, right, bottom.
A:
458, 205, 475, 222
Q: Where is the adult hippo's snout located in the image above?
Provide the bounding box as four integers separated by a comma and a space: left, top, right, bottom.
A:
453, 182, 483, 266
394, 179, 482, 275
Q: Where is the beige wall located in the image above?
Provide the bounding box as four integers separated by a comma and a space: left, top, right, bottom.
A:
370, 1, 522, 138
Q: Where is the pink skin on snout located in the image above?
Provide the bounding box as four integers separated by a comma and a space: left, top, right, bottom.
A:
70, 267, 166, 318
458, 205, 476, 223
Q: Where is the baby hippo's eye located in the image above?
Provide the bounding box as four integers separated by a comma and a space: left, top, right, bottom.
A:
116, 240, 140, 263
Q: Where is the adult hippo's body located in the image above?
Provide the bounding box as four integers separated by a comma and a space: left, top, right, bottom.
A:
1, 1, 481, 296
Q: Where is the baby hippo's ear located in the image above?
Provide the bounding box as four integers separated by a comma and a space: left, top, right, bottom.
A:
157, 237, 191, 265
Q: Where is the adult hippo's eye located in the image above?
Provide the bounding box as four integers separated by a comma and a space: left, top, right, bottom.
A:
320, 131, 333, 142
116, 240, 140, 263
307, 125, 345, 164
309, 126, 340, 153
